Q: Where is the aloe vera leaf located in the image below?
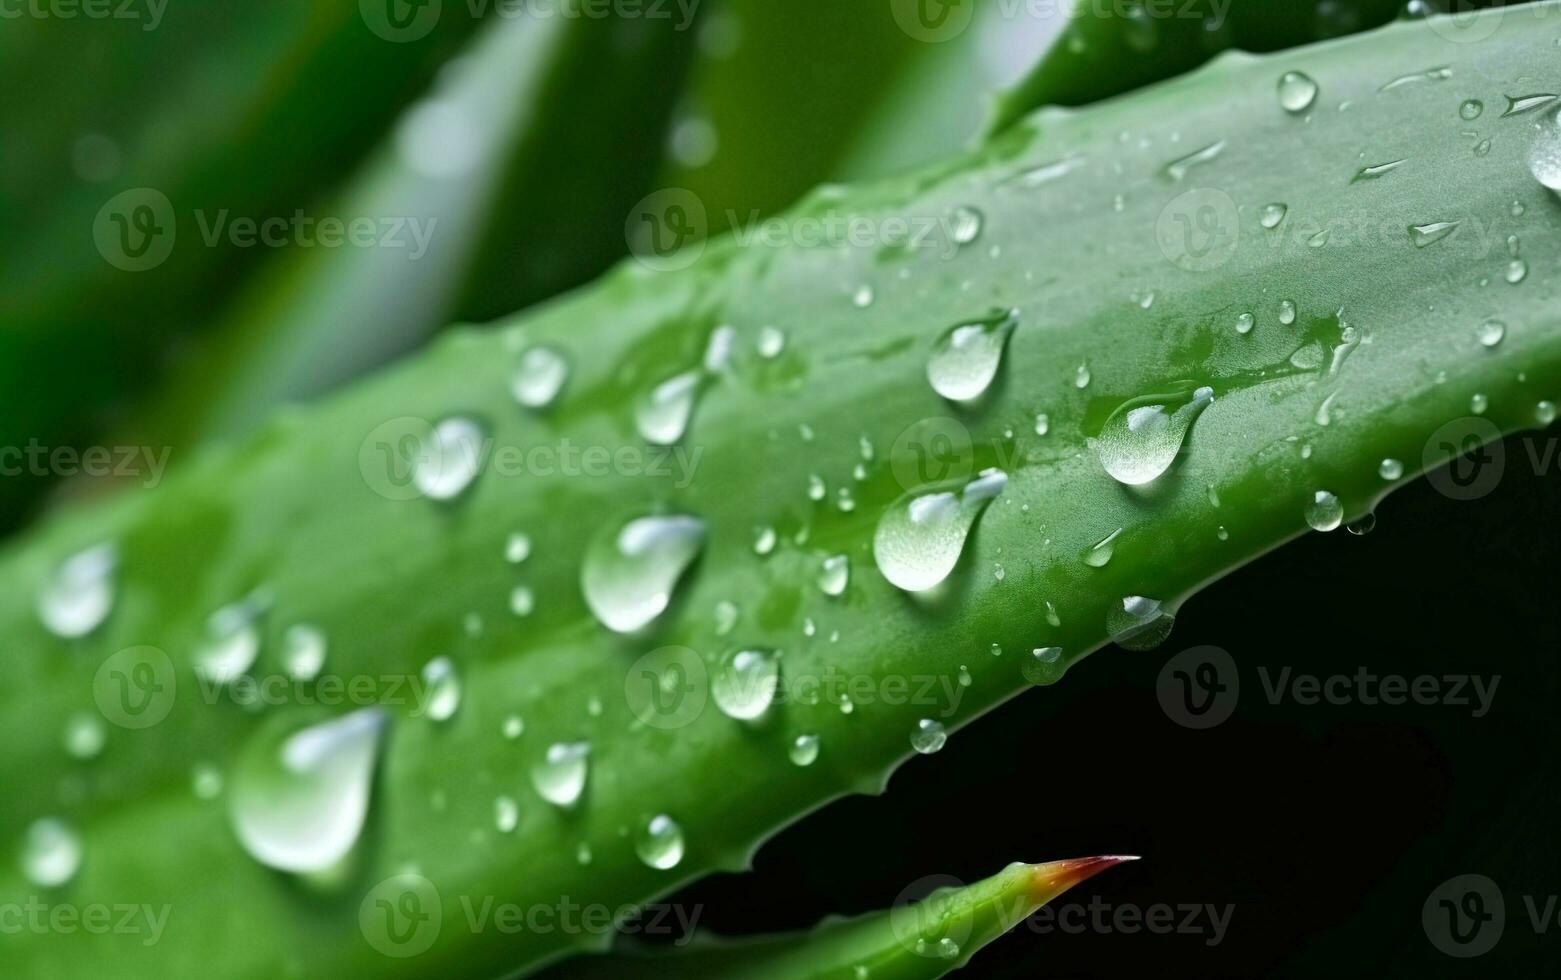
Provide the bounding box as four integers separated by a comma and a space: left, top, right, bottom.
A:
0, 3, 482, 524
559, 856, 1136, 978
985, 0, 1407, 136
127, 13, 696, 453
3, 6, 1561, 978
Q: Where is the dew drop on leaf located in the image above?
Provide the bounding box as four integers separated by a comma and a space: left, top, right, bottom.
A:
1478, 319, 1506, 348
757, 326, 786, 359
1107, 596, 1175, 651
421, 656, 462, 721
1095, 386, 1214, 485
949, 205, 983, 245
1084, 527, 1123, 568
1408, 221, 1460, 247
1305, 490, 1344, 532
789, 733, 820, 767
581, 514, 705, 633
37, 544, 116, 639
634, 370, 702, 445
712, 649, 780, 721
1537, 400, 1557, 426
872, 469, 1007, 593
1379, 458, 1404, 480
531, 741, 590, 808
1277, 71, 1319, 113
910, 719, 947, 755
510, 344, 569, 409
818, 554, 850, 597
505, 532, 532, 564
1259, 203, 1288, 229
636, 814, 684, 870
1460, 99, 1483, 120
414, 416, 486, 501
1236, 312, 1255, 335
282, 624, 327, 682
195, 597, 265, 685
926, 309, 1018, 402
1471, 392, 1489, 415
63, 712, 106, 760
21, 817, 81, 887
1022, 646, 1065, 686
495, 795, 519, 833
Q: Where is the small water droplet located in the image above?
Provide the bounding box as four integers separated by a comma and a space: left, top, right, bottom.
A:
1096, 386, 1214, 485
753, 525, 777, 556
1034, 412, 1050, 435
1460, 99, 1484, 120
1305, 490, 1344, 531
509, 585, 535, 617
582, 515, 705, 633
1022, 646, 1065, 685
1084, 527, 1123, 568
1074, 362, 1092, 389
1478, 319, 1506, 348
926, 309, 1018, 402
1236, 312, 1255, 335
635, 370, 702, 445
873, 469, 1007, 593
64, 712, 106, 760
1259, 203, 1288, 229
422, 656, 462, 721
576, 841, 593, 864
21, 817, 82, 887
192, 762, 223, 800
502, 714, 525, 739
37, 544, 116, 638
283, 624, 327, 682
712, 649, 780, 721
531, 741, 590, 807
1346, 513, 1377, 536
949, 206, 984, 245
229, 708, 387, 873
510, 345, 570, 409
1537, 400, 1557, 426
1107, 596, 1175, 651
789, 733, 820, 766
505, 532, 532, 564
1162, 139, 1226, 180
1279, 300, 1297, 325
818, 554, 850, 596
1409, 221, 1460, 247
714, 599, 738, 636
636, 814, 684, 870
415, 416, 486, 501
1379, 458, 1404, 480
1278, 71, 1319, 112
1502, 93, 1559, 117
1351, 159, 1405, 183
1216, 525, 1229, 541
757, 326, 787, 359
852, 284, 875, 308
1470, 392, 1489, 414
910, 719, 947, 754
195, 597, 265, 685
495, 795, 519, 833
1506, 258, 1528, 284
1473, 139, 1492, 158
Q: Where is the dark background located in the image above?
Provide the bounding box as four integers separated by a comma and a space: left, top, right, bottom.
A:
660, 431, 1561, 977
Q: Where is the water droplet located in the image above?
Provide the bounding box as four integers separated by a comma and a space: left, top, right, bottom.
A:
916, 937, 962, 959
1022, 646, 1065, 686
635, 370, 702, 445
949, 206, 983, 245
21, 817, 81, 887
582, 515, 705, 633
1107, 596, 1175, 651
1235, 312, 1255, 335
1351, 159, 1405, 183
1346, 514, 1377, 536
283, 624, 327, 682
1409, 221, 1460, 247
195, 597, 265, 685
64, 712, 106, 760
1096, 386, 1214, 485
1478, 319, 1506, 348
1502, 93, 1559, 117
753, 525, 777, 556
1379, 458, 1404, 480
1084, 527, 1123, 568
509, 585, 535, 617
531, 741, 590, 807
757, 326, 786, 359
1470, 392, 1489, 414
818, 554, 850, 597
1278, 71, 1318, 112
505, 532, 532, 564
1473, 139, 1492, 158
575, 841, 593, 864
415, 416, 486, 501
1537, 400, 1557, 426
502, 714, 525, 739
1506, 258, 1528, 284
1216, 525, 1229, 541
1279, 300, 1297, 325
510, 345, 569, 409
1162, 140, 1226, 181
1460, 99, 1484, 120
636, 814, 684, 870
873, 469, 1007, 592
37, 544, 116, 638
1074, 363, 1092, 389
714, 599, 738, 636
712, 649, 780, 721
990, 642, 1003, 657
926, 309, 1018, 402
229, 708, 387, 873
421, 656, 462, 721
1259, 203, 1288, 229
1307, 228, 1330, 248
495, 795, 519, 833
852, 284, 875, 308
1305, 490, 1344, 532
789, 733, 820, 766
192, 762, 223, 800
910, 719, 947, 755
1034, 413, 1050, 435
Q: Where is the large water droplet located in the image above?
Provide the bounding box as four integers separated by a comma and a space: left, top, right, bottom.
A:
1460, 99, 1483, 120
1477, 319, 1506, 348
910, 719, 947, 754
37, 544, 117, 639
1022, 646, 1065, 686
712, 649, 780, 721
195, 597, 265, 685
636, 814, 684, 870
926, 309, 1018, 402
635, 370, 702, 445
1305, 490, 1344, 532
229, 708, 387, 874
511, 345, 570, 409
1084, 528, 1123, 567
421, 656, 461, 721
1379, 458, 1404, 480
21, 817, 82, 887
1530, 112, 1561, 190
531, 741, 590, 807
582, 515, 705, 633
1095, 386, 1214, 485
1277, 71, 1319, 113
414, 416, 486, 501
1106, 596, 1175, 651
818, 554, 850, 597
1259, 203, 1288, 229
873, 469, 1007, 593
949, 206, 983, 245
1409, 221, 1460, 247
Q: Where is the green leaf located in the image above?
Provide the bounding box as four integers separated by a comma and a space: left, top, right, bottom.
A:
128, 13, 697, 451
3, 5, 1559, 978
562, 856, 1136, 978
